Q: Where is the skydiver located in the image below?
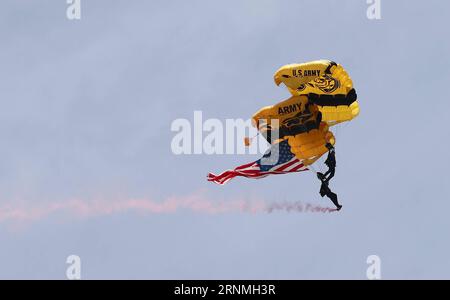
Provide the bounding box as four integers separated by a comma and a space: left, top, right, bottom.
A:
316, 143, 341, 210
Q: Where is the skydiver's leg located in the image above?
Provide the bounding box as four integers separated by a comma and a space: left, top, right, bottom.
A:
323, 169, 331, 178
326, 190, 342, 210
319, 184, 327, 197
324, 168, 335, 182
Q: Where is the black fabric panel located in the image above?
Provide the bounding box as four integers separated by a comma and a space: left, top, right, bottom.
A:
278, 112, 322, 139
308, 88, 357, 107
259, 112, 323, 144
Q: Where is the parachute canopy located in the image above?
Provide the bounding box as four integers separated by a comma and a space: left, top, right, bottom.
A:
273, 60, 359, 125
252, 60, 359, 165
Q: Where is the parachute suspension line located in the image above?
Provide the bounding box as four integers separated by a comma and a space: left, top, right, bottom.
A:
310, 154, 327, 175
292, 144, 319, 174
307, 163, 318, 173
333, 122, 340, 141
243, 133, 260, 147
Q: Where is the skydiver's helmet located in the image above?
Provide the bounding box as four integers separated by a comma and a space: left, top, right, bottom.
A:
325, 143, 334, 151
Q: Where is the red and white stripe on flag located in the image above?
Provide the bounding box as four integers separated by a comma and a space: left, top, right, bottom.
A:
207, 157, 308, 185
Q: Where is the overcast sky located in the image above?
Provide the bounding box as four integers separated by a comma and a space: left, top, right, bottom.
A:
0, 0, 449, 279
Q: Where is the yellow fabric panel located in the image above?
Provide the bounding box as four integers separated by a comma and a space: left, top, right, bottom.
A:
274, 60, 333, 89
251, 95, 311, 130
319, 101, 360, 124
275, 60, 354, 96
287, 68, 353, 97
287, 123, 335, 161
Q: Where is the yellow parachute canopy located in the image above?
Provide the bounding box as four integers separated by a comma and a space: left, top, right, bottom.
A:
250, 60, 359, 165
274, 60, 359, 125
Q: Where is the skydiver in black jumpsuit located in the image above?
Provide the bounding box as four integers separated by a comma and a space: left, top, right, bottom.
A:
317, 143, 342, 211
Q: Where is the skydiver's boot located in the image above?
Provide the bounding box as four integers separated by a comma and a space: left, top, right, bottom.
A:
317, 172, 325, 181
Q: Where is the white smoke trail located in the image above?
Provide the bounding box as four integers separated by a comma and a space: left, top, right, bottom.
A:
266, 201, 337, 213
0, 194, 337, 224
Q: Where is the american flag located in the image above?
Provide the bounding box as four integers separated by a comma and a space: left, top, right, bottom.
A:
207, 140, 308, 185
